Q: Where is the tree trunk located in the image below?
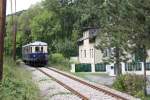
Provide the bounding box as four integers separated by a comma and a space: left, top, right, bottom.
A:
115, 46, 122, 76
0, 0, 6, 81
143, 44, 147, 96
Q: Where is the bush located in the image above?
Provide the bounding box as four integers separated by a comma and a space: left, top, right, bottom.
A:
51, 53, 66, 64
49, 53, 70, 71
113, 74, 145, 99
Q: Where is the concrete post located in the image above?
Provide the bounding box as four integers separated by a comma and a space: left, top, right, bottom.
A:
91, 63, 95, 72
141, 62, 144, 75
70, 64, 75, 73
121, 62, 126, 74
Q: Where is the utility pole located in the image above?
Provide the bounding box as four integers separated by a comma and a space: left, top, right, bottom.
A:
0, 0, 7, 80
10, 0, 13, 34
12, 0, 17, 61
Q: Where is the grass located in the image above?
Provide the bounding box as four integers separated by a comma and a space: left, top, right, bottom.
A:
145, 95, 150, 100
0, 58, 41, 100
48, 53, 71, 72
49, 63, 70, 72
73, 72, 108, 78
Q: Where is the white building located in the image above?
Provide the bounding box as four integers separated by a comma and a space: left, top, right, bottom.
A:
71, 28, 150, 76
78, 28, 103, 64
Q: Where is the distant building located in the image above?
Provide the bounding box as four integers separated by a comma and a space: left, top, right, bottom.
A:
74, 27, 150, 76
77, 28, 103, 64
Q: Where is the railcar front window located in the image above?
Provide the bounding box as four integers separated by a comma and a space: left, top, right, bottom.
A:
35, 47, 40, 52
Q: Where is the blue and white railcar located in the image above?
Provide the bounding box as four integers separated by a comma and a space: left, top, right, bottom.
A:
22, 41, 48, 66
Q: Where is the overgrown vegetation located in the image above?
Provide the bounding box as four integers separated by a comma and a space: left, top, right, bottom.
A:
49, 53, 70, 71
0, 58, 40, 100
112, 74, 146, 99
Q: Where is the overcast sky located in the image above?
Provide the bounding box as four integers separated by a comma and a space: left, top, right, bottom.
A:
6, 0, 42, 15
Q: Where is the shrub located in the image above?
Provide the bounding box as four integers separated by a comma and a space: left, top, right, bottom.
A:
51, 53, 66, 64
49, 53, 70, 71
113, 74, 145, 99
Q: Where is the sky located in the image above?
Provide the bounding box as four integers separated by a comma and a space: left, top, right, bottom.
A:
6, 0, 42, 15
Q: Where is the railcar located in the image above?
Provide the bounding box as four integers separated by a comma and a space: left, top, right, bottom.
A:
22, 41, 48, 66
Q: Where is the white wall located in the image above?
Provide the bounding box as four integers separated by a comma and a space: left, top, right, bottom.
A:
79, 43, 95, 64
94, 48, 103, 63
147, 49, 150, 62
106, 62, 150, 76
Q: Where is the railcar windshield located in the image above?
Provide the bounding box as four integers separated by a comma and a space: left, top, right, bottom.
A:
35, 46, 40, 52
35, 46, 45, 53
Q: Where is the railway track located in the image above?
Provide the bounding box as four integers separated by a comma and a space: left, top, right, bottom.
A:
37, 67, 139, 100
37, 68, 88, 100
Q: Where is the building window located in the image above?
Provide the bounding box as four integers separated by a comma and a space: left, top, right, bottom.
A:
103, 49, 108, 57
81, 50, 82, 58
90, 49, 91, 58
84, 50, 86, 58
95, 63, 106, 72
91, 49, 94, 58
146, 63, 150, 70
135, 63, 142, 71
125, 63, 133, 71
125, 63, 142, 71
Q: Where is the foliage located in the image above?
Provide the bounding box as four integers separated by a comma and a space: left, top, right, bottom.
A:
113, 74, 145, 99
5, 0, 79, 58
49, 53, 70, 71
0, 58, 40, 100
4, 0, 150, 74
50, 53, 66, 64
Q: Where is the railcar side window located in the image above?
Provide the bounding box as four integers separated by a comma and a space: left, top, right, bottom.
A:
35, 47, 40, 52
41, 47, 43, 52
30, 47, 32, 53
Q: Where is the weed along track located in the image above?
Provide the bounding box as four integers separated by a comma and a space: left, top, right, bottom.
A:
37, 67, 139, 100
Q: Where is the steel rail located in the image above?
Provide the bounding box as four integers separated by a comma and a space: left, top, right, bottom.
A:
46, 67, 128, 100
37, 68, 88, 100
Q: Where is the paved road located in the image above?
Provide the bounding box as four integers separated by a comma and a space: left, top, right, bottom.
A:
80, 74, 115, 87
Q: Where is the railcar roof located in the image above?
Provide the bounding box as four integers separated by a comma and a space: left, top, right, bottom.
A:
22, 41, 47, 47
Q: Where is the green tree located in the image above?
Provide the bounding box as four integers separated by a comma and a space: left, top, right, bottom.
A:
96, 0, 132, 75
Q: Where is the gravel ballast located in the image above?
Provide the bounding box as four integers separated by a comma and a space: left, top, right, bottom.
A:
40, 67, 118, 100
23, 64, 139, 100
24, 65, 81, 100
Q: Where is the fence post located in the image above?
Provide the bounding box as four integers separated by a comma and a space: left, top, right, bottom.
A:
91, 63, 95, 72
141, 62, 144, 75
70, 64, 75, 72
121, 62, 125, 74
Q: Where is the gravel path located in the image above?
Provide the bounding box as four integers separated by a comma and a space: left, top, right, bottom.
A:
40, 67, 118, 100
24, 65, 81, 100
